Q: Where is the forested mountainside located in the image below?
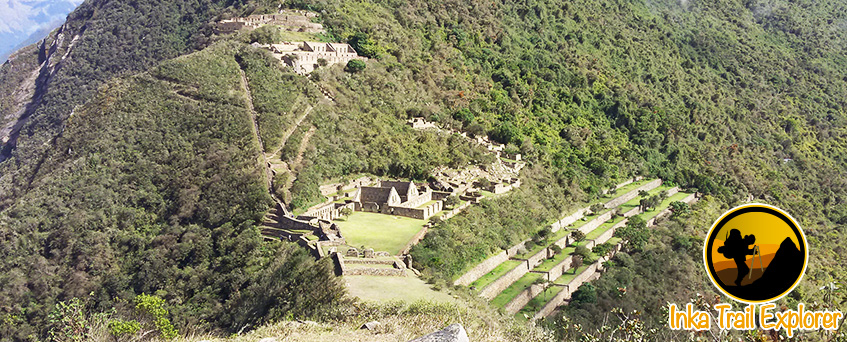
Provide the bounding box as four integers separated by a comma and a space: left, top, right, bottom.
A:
1, 0, 846, 341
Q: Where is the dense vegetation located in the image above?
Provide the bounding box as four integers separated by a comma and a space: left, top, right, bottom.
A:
2, 0, 847, 340
0, 42, 344, 341
284, 0, 847, 338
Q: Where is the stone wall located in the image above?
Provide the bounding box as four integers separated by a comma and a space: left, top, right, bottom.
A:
552, 235, 571, 249
577, 210, 614, 235
479, 246, 547, 300
335, 253, 406, 277
532, 260, 601, 320
399, 226, 429, 256
479, 261, 530, 300
604, 178, 662, 209
550, 207, 588, 232
454, 251, 510, 286
504, 283, 546, 314
544, 254, 574, 282
389, 199, 442, 220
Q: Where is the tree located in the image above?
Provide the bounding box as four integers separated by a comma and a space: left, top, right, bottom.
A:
615, 215, 650, 251
571, 230, 586, 243
443, 195, 460, 209
348, 32, 383, 58
340, 207, 353, 216
571, 283, 597, 305
574, 245, 591, 259
592, 242, 614, 258
550, 245, 563, 256
249, 25, 280, 44
317, 58, 328, 67
670, 201, 690, 218
571, 255, 584, 274
477, 177, 492, 189
345, 59, 366, 73
589, 203, 605, 215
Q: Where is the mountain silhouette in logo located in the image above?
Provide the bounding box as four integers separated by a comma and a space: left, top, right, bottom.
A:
722, 237, 804, 301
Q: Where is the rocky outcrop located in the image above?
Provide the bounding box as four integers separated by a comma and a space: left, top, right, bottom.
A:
408, 324, 469, 342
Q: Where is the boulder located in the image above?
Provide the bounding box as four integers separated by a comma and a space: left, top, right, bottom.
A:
363, 248, 375, 258
408, 323, 469, 342
346, 248, 359, 257
360, 321, 381, 330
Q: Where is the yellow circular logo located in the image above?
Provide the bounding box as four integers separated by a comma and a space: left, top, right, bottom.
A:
703, 203, 807, 304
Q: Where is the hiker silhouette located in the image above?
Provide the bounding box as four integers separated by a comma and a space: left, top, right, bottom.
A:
717, 229, 756, 286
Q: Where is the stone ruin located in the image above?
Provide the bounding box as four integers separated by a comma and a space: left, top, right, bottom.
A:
215, 10, 323, 33
268, 41, 367, 75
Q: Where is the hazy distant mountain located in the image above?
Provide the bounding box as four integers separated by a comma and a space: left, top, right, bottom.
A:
0, 0, 83, 61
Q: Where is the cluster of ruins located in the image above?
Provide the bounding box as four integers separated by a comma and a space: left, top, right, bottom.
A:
215, 10, 322, 33
264, 41, 366, 74
216, 10, 366, 74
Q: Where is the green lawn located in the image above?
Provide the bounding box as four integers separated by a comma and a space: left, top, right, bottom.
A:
471, 259, 523, 290
335, 212, 426, 255
641, 192, 691, 221
344, 272, 456, 303
553, 264, 592, 285
534, 247, 575, 272
514, 241, 548, 259
515, 285, 565, 321
585, 216, 625, 240
603, 179, 650, 199
491, 272, 544, 308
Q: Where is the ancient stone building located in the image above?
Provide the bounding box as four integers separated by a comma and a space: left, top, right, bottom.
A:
277, 41, 366, 74
215, 11, 323, 33
351, 181, 443, 220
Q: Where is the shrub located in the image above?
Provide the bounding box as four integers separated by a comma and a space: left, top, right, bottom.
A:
571, 230, 586, 242
345, 59, 366, 72
589, 203, 605, 214
108, 319, 141, 339
444, 195, 460, 209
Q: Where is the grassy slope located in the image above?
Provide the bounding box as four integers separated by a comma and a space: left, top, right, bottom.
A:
0, 42, 346, 339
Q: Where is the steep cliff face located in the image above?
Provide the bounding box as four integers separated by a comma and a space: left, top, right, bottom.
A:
0, 0, 230, 205
0, 24, 79, 162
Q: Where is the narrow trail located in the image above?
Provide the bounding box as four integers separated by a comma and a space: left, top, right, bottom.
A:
266, 104, 313, 159
279, 126, 317, 204
239, 69, 293, 217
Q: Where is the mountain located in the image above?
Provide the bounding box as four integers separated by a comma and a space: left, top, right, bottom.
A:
0, 0, 84, 61
1, 0, 847, 340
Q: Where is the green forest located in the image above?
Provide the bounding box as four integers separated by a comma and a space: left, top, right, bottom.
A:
1, 0, 846, 340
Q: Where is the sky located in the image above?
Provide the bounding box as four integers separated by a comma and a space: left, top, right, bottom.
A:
0, 0, 84, 61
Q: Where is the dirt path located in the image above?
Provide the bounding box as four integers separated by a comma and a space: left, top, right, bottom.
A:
239, 70, 273, 192
266, 105, 312, 159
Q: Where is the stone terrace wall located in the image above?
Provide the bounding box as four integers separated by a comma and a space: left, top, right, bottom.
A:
544, 254, 575, 282
479, 246, 548, 300
533, 260, 601, 320
479, 261, 530, 299
577, 210, 614, 235
604, 179, 662, 209
505, 283, 546, 314
454, 180, 663, 287
454, 239, 527, 286
550, 207, 588, 233
549, 177, 644, 233
399, 226, 429, 256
